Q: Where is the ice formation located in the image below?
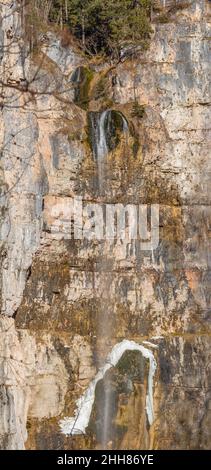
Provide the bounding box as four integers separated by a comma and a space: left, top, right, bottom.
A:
60, 339, 157, 435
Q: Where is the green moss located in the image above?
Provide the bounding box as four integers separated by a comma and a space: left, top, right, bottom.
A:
107, 110, 128, 152
117, 350, 146, 383
157, 13, 170, 24
110, 110, 125, 129
129, 122, 140, 158
67, 131, 82, 142
131, 102, 145, 120
71, 66, 94, 110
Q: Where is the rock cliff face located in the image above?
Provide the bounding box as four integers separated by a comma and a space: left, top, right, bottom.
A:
0, 0, 211, 450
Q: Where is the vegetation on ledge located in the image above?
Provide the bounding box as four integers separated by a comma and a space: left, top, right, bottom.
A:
26, 0, 152, 58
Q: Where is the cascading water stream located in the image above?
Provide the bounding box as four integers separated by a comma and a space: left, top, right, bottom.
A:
89, 110, 128, 194
102, 383, 112, 448
94, 110, 109, 193
88, 110, 129, 447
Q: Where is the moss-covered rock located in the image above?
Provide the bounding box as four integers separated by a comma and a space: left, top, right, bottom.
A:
71, 66, 94, 110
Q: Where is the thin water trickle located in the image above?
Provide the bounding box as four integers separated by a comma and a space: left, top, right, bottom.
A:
102, 383, 111, 449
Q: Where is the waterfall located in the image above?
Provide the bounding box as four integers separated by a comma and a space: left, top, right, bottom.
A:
89, 109, 129, 446
59, 109, 131, 447
89, 110, 129, 193
92, 111, 108, 193
95, 110, 109, 161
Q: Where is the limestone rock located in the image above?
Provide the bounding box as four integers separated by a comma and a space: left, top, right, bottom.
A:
0, 0, 210, 450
